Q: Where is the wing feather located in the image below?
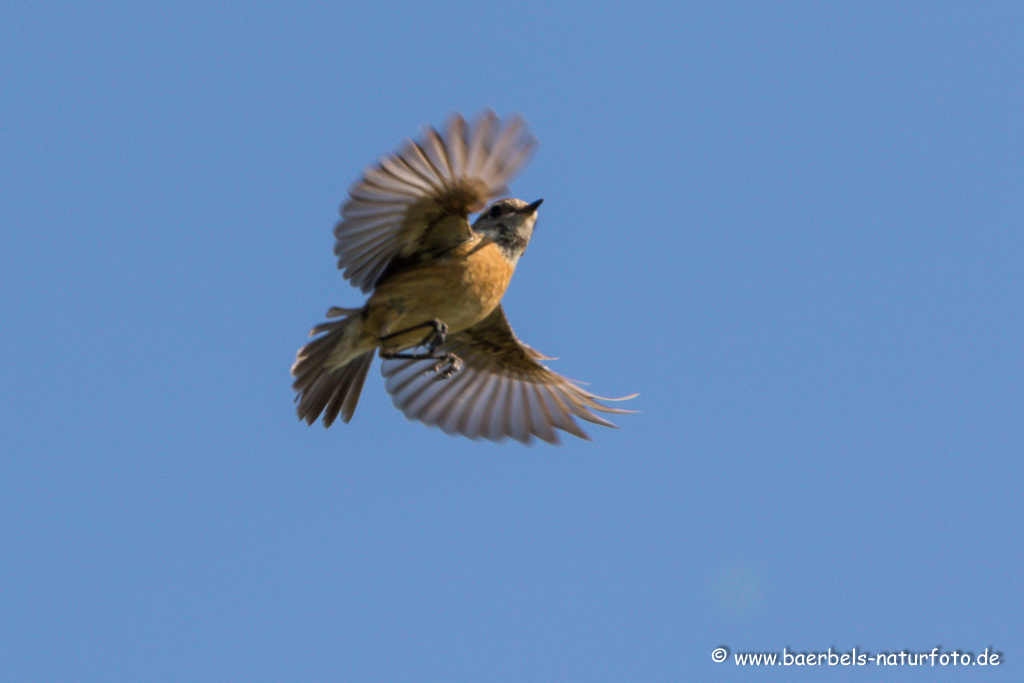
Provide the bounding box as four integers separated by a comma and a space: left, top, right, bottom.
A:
380, 306, 636, 443
334, 111, 536, 293
422, 126, 454, 180
464, 111, 498, 178
444, 115, 469, 178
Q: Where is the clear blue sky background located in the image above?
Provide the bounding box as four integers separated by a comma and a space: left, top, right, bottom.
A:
2, 2, 1020, 680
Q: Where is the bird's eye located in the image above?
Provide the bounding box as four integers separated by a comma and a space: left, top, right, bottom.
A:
488, 205, 503, 218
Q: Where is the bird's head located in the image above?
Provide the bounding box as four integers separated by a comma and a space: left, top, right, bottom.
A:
472, 198, 543, 262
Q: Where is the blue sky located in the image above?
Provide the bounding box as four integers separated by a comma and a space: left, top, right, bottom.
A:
2, 1, 1021, 680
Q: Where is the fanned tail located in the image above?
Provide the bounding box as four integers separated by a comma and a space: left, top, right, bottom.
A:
292, 313, 375, 427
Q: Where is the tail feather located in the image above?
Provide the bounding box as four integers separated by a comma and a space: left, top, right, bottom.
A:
322, 351, 373, 425
292, 314, 375, 426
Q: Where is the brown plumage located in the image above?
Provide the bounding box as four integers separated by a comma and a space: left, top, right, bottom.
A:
292, 111, 635, 443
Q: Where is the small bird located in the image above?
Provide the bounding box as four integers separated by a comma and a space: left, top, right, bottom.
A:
292, 111, 634, 443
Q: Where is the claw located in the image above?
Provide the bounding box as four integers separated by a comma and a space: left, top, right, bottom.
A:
380, 320, 461, 379
425, 353, 462, 380
422, 320, 448, 350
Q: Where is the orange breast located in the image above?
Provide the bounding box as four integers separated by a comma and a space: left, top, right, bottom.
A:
364, 238, 516, 346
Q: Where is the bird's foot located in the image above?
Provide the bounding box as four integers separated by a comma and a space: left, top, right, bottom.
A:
420, 319, 448, 351
426, 353, 462, 380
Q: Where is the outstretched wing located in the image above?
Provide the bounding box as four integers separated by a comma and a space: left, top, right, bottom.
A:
380, 306, 636, 444
335, 111, 537, 292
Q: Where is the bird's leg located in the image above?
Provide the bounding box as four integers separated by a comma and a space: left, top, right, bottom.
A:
379, 348, 463, 380
378, 319, 463, 379
379, 318, 448, 350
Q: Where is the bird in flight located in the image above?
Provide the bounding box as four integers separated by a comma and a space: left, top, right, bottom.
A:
292, 111, 634, 443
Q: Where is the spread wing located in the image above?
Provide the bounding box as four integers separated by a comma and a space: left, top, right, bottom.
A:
380, 306, 637, 444
334, 111, 537, 292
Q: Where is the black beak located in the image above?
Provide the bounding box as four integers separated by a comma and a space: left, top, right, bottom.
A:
521, 198, 544, 215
